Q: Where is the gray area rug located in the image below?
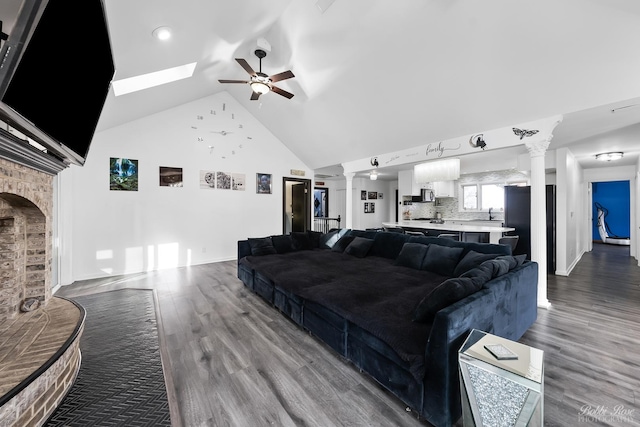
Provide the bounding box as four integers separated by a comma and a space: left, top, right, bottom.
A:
46, 289, 172, 426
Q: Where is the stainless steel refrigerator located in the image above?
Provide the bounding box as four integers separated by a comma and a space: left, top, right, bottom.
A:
504, 185, 556, 273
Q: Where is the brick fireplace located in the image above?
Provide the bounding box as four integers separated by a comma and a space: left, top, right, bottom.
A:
0, 158, 53, 322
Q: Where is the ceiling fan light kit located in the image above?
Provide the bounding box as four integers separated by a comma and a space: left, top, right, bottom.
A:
218, 49, 295, 100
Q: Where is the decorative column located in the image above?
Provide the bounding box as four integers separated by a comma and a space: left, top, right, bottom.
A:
344, 172, 355, 229
525, 137, 552, 309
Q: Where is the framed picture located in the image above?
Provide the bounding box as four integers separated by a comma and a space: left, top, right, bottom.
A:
257, 173, 272, 194
361, 190, 367, 200
364, 202, 370, 213
368, 191, 377, 200
199, 170, 216, 189
216, 172, 231, 189
378, 193, 383, 199
159, 166, 183, 187
370, 202, 375, 213
232, 173, 246, 191
110, 157, 138, 191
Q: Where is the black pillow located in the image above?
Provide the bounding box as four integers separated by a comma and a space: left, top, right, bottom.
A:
271, 235, 294, 254
332, 235, 355, 252
247, 237, 277, 256
460, 263, 494, 288
319, 229, 348, 249
291, 232, 314, 250
480, 258, 511, 278
453, 250, 500, 277
514, 254, 527, 267
395, 243, 429, 270
421, 244, 464, 277
344, 237, 374, 258
413, 277, 481, 323
307, 230, 323, 249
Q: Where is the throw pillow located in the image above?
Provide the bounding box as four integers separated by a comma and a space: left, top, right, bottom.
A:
247, 237, 277, 256
344, 237, 374, 258
332, 235, 355, 252
395, 243, 429, 270
480, 258, 511, 278
453, 250, 500, 277
460, 263, 494, 288
413, 277, 481, 323
421, 244, 464, 277
319, 229, 348, 249
291, 232, 314, 251
271, 235, 294, 254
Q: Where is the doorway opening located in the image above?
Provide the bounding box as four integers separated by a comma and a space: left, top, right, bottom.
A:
283, 177, 311, 234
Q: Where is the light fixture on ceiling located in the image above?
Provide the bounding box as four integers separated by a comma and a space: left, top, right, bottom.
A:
414, 158, 460, 183
152, 26, 172, 41
369, 170, 378, 181
595, 152, 624, 162
250, 78, 270, 95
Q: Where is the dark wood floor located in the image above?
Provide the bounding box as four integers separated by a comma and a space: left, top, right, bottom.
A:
57, 243, 640, 427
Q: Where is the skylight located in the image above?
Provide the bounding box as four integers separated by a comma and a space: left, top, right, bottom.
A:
112, 62, 197, 96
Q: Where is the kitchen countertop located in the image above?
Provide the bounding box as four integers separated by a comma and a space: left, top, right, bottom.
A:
382, 221, 515, 244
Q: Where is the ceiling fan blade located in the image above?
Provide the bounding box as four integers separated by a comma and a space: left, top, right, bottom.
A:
269, 70, 295, 83
235, 58, 256, 76
250, 91, 261, 101
271, 85, 294, 99
218, 79, 249, 84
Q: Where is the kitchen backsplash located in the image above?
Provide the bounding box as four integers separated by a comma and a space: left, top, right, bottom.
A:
406, 169, 528, 221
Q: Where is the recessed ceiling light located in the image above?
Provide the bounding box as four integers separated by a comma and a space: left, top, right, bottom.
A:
595, 152, 624, 162
152, 26, 172, 41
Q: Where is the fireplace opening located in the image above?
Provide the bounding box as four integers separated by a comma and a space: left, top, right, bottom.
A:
0, 193, 49, 322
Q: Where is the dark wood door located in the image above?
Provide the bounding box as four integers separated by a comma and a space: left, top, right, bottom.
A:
292, 183, 306, 232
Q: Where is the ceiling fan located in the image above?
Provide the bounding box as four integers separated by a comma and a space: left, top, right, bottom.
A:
218, 49, 295, 100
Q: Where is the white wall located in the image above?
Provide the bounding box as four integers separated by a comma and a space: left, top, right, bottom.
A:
58, 91, 311, 283
555, 148, 585, 276
351, 177, 393, 230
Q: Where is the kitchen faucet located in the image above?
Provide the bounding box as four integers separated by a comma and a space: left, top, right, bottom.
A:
489, 207, 494, 221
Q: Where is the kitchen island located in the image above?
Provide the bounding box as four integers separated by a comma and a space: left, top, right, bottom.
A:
381, 220, 515, 244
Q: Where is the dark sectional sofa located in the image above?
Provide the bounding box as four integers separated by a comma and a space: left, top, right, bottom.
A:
237, 229, 538, 427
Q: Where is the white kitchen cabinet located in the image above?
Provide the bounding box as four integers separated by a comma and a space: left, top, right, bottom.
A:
433, 181, 456, 198
398, 169, 431, 196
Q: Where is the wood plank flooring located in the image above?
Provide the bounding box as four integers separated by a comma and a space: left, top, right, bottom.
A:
56, 243, 640, 427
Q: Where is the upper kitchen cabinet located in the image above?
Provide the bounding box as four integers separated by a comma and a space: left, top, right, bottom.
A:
433, 181, 456, 198
398, 169, 431, 196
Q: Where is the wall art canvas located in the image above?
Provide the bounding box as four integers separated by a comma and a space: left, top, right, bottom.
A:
216, 172, 232, 189
200, 170, 216, 189
110, 157, 138, 191
368, 191, 377, 200
361, 190, 367, 200
256, 173, 272, 194
159, 166, 183, 187
364, 202, 370, 213
232, 173, 246, 191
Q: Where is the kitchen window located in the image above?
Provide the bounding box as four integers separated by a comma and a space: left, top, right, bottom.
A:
461, 182, 526, 211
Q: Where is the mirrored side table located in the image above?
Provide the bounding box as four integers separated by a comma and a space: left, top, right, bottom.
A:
458, 329, 544, 427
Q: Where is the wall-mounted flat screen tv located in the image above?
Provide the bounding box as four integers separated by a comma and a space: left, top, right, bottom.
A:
0, 0, 115, 165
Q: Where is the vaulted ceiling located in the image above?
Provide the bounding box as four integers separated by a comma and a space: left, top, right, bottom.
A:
96, 0, 640, 175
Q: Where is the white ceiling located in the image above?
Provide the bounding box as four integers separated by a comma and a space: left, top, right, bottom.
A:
93, 0, 640, 178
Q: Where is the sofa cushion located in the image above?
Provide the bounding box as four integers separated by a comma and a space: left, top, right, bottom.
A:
453, 250, 500, 276
345, 237, 374, 258
413, 276, 481, 323
271, 235, 294, 254
247, 237, 277, 256
307, 230, 323, 249
370, 232, 410, 259
291, 232, 314, 251
395, 243, 429, 270
332, 234, 356, 252
319, 228, 349, 249
460, 263, 494, 288
421, 244, 464, 276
